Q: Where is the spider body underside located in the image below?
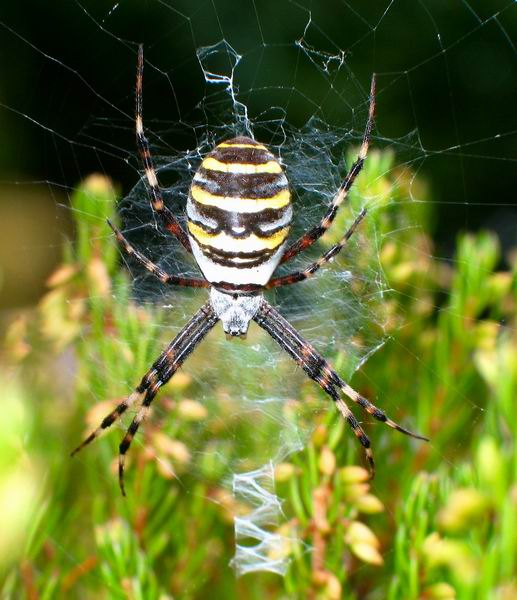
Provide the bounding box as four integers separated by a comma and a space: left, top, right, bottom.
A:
72, 45, 428, 496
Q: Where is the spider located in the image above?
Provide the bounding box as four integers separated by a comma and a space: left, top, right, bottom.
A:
72, 45, 428, 495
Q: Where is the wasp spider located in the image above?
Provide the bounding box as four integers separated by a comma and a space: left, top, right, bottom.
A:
72, 46, 428, 495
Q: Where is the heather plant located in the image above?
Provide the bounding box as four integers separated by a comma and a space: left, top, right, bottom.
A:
1, 152, 515, 599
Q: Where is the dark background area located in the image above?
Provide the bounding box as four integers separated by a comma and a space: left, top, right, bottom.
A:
0, 0, 516, 307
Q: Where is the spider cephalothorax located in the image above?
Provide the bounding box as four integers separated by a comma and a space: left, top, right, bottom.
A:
72, 45, 428, 495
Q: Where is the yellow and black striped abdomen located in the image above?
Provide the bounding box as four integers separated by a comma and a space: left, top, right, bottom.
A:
187, 137, 292, 287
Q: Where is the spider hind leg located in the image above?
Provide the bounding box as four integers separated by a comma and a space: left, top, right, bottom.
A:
70, 388, 145, 457
71, 302, 218, 496
253, 300, 428, 476
317, 371, 376, 476
337, 379, 429, 441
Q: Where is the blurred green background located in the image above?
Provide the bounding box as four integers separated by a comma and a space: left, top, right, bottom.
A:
1, 1, 516, 598
1, 0, 516, 308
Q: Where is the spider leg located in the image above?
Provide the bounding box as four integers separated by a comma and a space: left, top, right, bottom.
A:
70, 388, 145, 457
279, 75, 375, 265
71, 302, 218, 495
267, 208, 366, 288
70, 302, 213, 457
253, 300, 428, 476
117, 302, 217, 495
135, 44, 192, 254
108, 220, 208, 288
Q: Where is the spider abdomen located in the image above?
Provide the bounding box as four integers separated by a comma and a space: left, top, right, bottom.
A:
187, 137, 292, 287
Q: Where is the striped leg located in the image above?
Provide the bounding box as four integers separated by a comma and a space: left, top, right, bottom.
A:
108, 220, 208, 288
71, 302, 218, 495
70, 304, 210, 455
267, 208, 366, 288
136, 44, 192, 253
280, 76, 375, 265
253, 300, 427, 476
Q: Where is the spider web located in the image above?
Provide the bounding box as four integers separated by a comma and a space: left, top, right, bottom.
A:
1, 0, 516, 588
115, 36, 390, 576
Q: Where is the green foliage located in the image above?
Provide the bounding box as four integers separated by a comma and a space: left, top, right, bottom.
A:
1, 155, 515, 599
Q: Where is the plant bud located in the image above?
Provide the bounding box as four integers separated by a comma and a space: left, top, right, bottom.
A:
152, 433, 190, 464
350, 542, 383, 565
438, 488, 487, 533
345, 521, 379, 548
340, 465, 370, 484
355, 493, 384, 514
274, 462, 296, 482
325, 573, 342, 599
178, 399, 208, 421
476, 436, 505, 496
424, 582, 456, 599
312, 424, 327, 447
319, 446, 336, 476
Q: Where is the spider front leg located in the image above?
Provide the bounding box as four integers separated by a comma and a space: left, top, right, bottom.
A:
71, 302, 218, 495
253, 300, 428, 476
135, 45, 192, 254
279, 75, 376, 265
108, 220, 208, 288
